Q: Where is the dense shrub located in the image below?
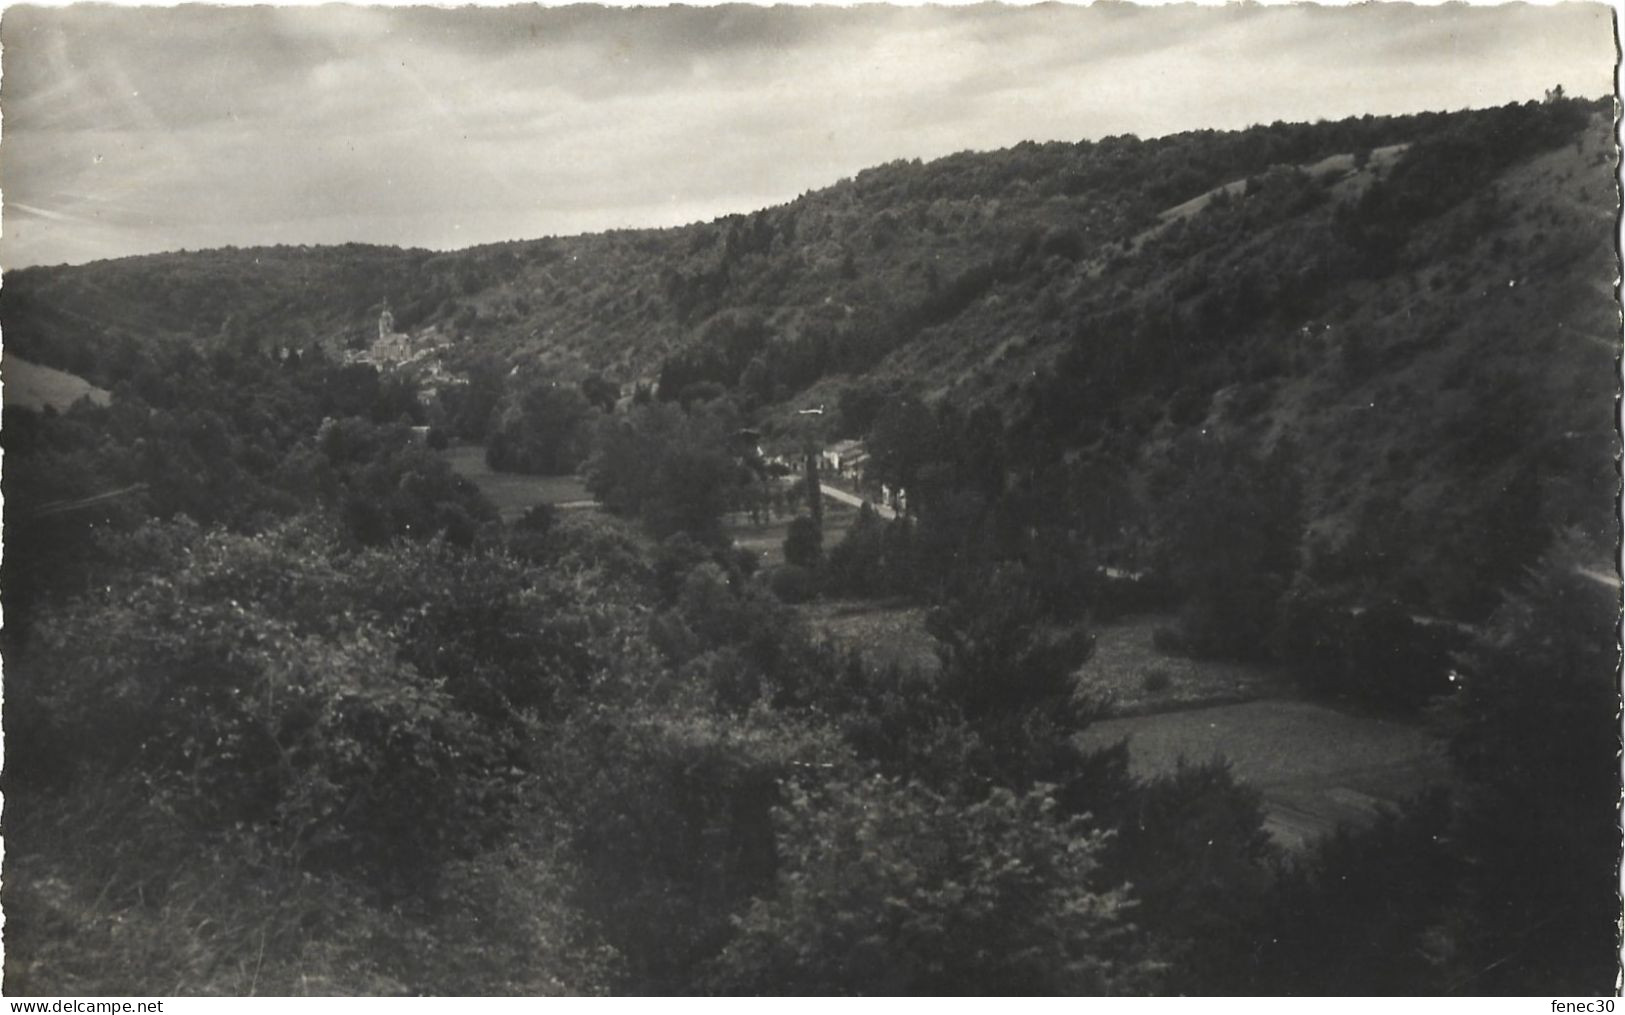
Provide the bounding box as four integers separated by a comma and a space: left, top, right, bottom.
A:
1442, 543, 1621, 993
782, 515, 823, 568
824, 509, 918, 599
1275, 591, 1462, 711
706, 776, 1158, 995
1105, 760, 1277, 993
1251, 792, 1457, 994
767, 563, 819, 604
11, 537, 520, 897
485, 376, 594, 475
1155, 437, 1304, 660
536, 706, 841, 992
585, 403, 747, 544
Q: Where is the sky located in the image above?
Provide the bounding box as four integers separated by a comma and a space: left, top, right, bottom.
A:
0, 2, 1615, 268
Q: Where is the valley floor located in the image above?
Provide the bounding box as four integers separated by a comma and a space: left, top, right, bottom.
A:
1078, 699, 1450, 852
440, 445, 595, 522
805, 600, 1451, 852
445, 445, 1454, 857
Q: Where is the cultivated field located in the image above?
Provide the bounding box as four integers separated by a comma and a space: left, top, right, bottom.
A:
434, 441, 1457, 857
1076, 614, 1290, 715
5, 356, 111, 413
440, 445, 594, 521
802, 600, 1450, 851
1078, 700, 1451, 851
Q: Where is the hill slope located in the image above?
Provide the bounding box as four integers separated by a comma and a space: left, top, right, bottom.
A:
2, 105, 1490, 385
4, 96, 1615, 618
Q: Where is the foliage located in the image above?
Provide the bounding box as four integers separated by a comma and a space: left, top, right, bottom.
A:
1104, 760, 1278, 993
1338, 97, 1591, 274
1155, 437, 1304, 660
782, 515, 823, 568
706, 775, 1158, 995
10, 538, 513, 898
1275, 589, 1464, 711
928, 562, 1097, 726
1440, 539, 1621, 993
584, 402, 750, 544
767, 563, 820, 605
3, 94, 1616, 996
824, 507, 918, 598
535, 705, 842, 992
1252, 792, 1457, 995
485, 374, 596, 475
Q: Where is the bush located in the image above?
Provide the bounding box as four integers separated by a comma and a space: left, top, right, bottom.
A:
1443, 544, 1621, 992
537, 706, 834, 992
1156, 438, 1303, 661
1094, 571, 1176, 621
1275, 589, 1461, 712
1105, 759, 1276, 993
768, 563, 819, 604
1252, 792, 1455, 994
1142, 668, 1173, 694
824, 508, 916, 599
516, 501, 556, 534
706, 776, 1157, 995
16, 563, 515, 897
928, 563, 1097, 726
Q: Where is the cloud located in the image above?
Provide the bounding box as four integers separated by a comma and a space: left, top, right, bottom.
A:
1, 2, 1615, 268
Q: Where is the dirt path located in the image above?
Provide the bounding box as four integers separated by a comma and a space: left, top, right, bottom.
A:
819, 483, 896, 519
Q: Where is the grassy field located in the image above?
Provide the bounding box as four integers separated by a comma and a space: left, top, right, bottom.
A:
789, 598, 1447, 851
797, 599, 942, 674
726, 499, 858, 568
1078, 700, 1451, 851
798, 605, 1287, 714
5, 356, 111, 413
440, 445, 594, 522
433, 445, 1452, 855
1077, 614, 1289, 716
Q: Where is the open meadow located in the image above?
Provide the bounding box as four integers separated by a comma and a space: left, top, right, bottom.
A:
797, 599, 942, 674
804, 600, 1452, 851
4, 355, 111, 413
1079, 699, 1451, 851
440, 444, 594, 521
724, 498, 858, 568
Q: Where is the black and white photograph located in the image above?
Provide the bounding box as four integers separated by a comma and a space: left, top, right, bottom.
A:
0, 0, 1619, 998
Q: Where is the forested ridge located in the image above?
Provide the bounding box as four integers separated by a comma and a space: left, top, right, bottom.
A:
2, 95, 1617, 995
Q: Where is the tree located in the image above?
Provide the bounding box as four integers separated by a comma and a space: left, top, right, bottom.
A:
487, 376, 593, 475
581, 373, 620, 413
803, 452, 823, 526
1441, 537, 1620, 993
825, 504, 886, 597
1106, 760, 1279, 993
706, 776, 1157, 995
585, 403, 745, 544
783, 515, 823, 569
1157, 437, 1304, 660
1243, 789, 1457, 994
866, 395, 938, 508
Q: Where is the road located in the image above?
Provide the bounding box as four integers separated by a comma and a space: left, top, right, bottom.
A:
819, 483, 897, 519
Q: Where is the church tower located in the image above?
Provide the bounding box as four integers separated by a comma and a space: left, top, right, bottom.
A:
379, 300, 396, 341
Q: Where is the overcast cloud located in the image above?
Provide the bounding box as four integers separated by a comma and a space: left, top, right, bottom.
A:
0, 2, 1614, 268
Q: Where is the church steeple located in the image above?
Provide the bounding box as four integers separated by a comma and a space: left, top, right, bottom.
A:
378, 299, 395, 341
